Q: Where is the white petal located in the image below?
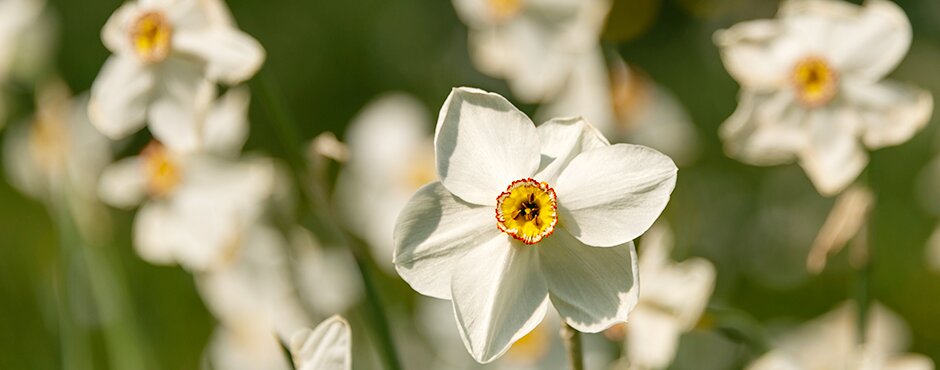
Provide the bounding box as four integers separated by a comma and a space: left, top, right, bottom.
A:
926, 226, 940, 272
451, 0, 491, 27
626, 306, 683, 370
713, 19, 804, 90
148, 58, 206, 153
203, 86, 251, 154
720, 90, 807, 166
133, 202, 181, 265
499, 18, 575, 103
290, 316, 352, 370
173, 28, 265, 84
101, 2, 139, 54
98, 157, 147, 209
534, 116, 609, 184
434, 87, 540, 206
884, 355, 935, 370
554, 144, 677, 247
1, 120, 45, 199
824, 0, 912, 81
746, 352, 802, 370
343, 92, 430, 184
88, 55, 155, 140
842, 79, 933, 149
393, 182, 498, 299
451, 234, 549, 363
798, 107, 867, 196
538, 228, 638, 332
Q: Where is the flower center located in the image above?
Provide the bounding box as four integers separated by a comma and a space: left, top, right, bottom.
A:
28, 118, 69, 173
488, 0, 522, 21
791, 56, 838, 108
496, 178, 557, 245
141, 142, 180, 197
130, 11, 172, 63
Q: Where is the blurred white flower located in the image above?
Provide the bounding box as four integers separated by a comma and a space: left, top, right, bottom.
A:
98, 142, 274, 270
620, 222, 715, 370
4, 80, 112, 240
539, 50, 700, 165
715, 0, 932, 196
198, 225, 310, 370
4, 81, 111, 202
290, 227, 363, 316
88, 0, 264, 151
334, 93, 434, 272
0, 0, 54, 123
393, 87, 677, 363
289, 315, 352, 370
452, 0, 610, 102
747, 301, 934, 370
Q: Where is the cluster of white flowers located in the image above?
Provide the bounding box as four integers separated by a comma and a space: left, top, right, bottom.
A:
3, 0, 940, 368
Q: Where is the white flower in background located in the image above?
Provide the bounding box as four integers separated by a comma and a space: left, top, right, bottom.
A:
0, 0, 54, 127
747, 302, 934, 370
334, 93, 434, 272
394, 87, 677, 363
452, 0, 611, 103
714, 0, 932, 196
290, 227, 363, 316
4, 81, 111, 201
621, 222, 715, 370
289, 316, 352, 370
198, 225, 310, 370
98, 142, 274, 270
539, 50, 700, 165
89, 0, 264, 151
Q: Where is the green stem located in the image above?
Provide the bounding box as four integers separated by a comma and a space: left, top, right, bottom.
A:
52, 199, 94, 370
52, 193, 152, 370
252, 72, 403, 370
561, 322, 584, 370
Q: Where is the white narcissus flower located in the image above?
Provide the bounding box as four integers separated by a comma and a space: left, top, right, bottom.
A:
394, 87, 677, 363
289, 316, 352, 370
4, 81, 111, 201
714, 0, 932, 196
0, 0, 54, 124
539, 50, 700, 166
198, 225, 310, 370
747, 302, 934, 370
623, 222, 715, 370
334, 93, 435, 272
98, 142, 274, 270
89, 0, 263, 151
452, 0, 611, 103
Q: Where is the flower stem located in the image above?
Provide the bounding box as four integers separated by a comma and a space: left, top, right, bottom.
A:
561, 322, 584, 370
252, 72, 403, 370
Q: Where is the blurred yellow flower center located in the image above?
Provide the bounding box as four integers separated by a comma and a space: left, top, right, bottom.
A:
29, 118, 69, 172
142, 143, 180, 197
792, 57, 837, 108
489, 0, 522, 21
496, 178, 557, 245
130, 11, 172, 63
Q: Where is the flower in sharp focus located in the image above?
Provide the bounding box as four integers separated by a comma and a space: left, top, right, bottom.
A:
747, 302, 934, 370
89, 0, 263, 151
451, 0, 611, 103
539, 50, 700, 166
620, 222, 715, 370
289, 315, 352, 370
393, 87, 677, 363
98, 142, 274, 271
333, 93, 434, 272
714, 0, 932, 196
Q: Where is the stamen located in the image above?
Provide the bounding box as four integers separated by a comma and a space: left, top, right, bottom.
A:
141, 142, 180, 197
791, 56, 838, 108
130, 11, 172, 63
495, 178, 558, 245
